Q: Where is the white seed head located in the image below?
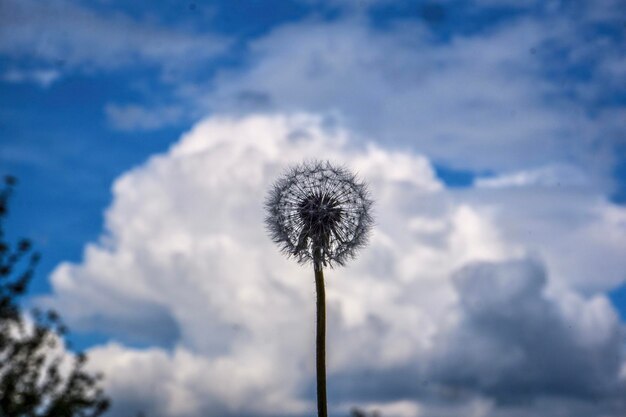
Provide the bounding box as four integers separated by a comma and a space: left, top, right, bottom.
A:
265, 160, 373, 268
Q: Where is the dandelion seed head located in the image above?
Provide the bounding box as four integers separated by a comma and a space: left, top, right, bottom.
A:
265, 160, 373, 269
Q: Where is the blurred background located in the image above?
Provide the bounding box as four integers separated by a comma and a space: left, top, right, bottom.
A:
1, 0, 625, 416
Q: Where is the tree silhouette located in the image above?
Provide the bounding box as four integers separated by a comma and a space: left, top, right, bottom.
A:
350, 407, 381, 417
0, 176, 110, 417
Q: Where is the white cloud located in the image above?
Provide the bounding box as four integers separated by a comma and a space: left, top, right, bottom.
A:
86, 342, 309, 417
0, 0, 227, 75
1, 68, 61, 87
42, 114, 626, 417
104, 103, 185, 131
203, 16, 619, 182
475, 164, 590, 189
460, 187, 626, 293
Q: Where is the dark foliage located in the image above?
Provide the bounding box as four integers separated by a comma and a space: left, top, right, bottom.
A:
350, 408, 381, 417
0, 176, 110, 417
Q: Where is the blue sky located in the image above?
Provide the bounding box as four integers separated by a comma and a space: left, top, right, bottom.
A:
1, 1, 626, 416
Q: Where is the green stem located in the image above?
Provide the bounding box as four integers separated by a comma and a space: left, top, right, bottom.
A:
314, 252, 327, 417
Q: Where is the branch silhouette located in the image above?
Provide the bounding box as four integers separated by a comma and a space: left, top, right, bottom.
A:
0, 176, 110, 417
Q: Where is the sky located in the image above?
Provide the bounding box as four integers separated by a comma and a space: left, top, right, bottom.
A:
1, 0, 626, 416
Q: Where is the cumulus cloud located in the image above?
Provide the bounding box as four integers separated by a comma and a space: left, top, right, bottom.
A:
460, 187, 626, 293
41, 114, 626, 417
433, 259, 623, 401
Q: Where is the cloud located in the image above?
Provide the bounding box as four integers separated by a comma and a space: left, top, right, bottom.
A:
199, 5, 624, 193
0, 0, 227, 75
433, 259, 623, 401
475, 164, 590, 189
41, 113, 626, 416
460, 186, 626, 293
204, 19, 564, 168
5, 0, 620, 196
1, 68, 60, 87
104, 103, 185, 131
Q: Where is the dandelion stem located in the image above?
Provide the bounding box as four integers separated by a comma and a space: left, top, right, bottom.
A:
266, 161, 372, 417
314, 249, 327, 417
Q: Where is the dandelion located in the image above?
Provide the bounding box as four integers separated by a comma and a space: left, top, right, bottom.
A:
265, 160, 373, 417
